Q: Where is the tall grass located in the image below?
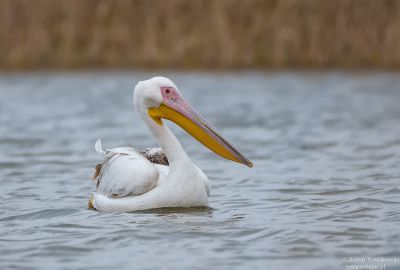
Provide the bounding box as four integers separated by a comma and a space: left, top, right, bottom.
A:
1, 0, 400, 69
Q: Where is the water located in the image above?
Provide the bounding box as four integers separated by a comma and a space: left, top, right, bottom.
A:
1, 71, 400, 270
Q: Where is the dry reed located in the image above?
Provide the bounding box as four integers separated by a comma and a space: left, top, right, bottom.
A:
1, 0, 400, 69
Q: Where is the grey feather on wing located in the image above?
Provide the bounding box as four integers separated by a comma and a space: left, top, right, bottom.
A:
92, 164, 102, 180
140, 148, 169, 166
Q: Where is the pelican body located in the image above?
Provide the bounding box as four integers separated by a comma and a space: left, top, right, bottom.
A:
90, 77, 252, 212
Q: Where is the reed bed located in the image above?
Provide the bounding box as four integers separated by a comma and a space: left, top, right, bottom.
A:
1, 0, 400, 69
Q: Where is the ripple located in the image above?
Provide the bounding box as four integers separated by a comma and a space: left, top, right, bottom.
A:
0, 209, 79, 222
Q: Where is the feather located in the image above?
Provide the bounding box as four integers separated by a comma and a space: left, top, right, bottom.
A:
95, 139, 105, 154
140, 148, 169, 165
92, 163, 102, 180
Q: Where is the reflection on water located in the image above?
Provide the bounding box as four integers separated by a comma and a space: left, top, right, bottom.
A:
0, 71, 400, 270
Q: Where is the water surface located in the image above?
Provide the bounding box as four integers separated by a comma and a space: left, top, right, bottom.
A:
1, 71, 400, 270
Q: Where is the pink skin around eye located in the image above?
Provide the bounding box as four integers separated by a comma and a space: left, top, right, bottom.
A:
160, 87, 180, 101
160, 86, 189, 117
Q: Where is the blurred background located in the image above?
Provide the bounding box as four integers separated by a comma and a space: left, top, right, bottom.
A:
1, 0, 400, 70
1, 1, 400, 270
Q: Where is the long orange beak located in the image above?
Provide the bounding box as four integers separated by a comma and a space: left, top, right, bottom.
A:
148, 89, 253, 168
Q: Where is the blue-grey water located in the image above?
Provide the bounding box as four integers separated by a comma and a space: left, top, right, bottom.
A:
0, 71, 400, 270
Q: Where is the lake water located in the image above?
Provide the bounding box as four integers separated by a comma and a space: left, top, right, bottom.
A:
0, 71, 399, 270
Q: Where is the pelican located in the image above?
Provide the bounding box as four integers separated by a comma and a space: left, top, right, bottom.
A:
89, 77, 252, 212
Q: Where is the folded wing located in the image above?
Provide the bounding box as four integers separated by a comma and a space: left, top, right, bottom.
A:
93, 140, 159, 198
91, 139, 209, 200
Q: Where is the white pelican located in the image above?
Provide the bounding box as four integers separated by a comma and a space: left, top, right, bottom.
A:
89, 77, 252, 212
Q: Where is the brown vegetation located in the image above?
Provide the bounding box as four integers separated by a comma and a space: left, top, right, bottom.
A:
1, 0, 400, 69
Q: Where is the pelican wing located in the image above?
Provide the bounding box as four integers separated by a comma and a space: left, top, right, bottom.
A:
91, 139, 209, 205
93, 140, 159, 198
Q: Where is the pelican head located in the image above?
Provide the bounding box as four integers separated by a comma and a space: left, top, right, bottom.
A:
134, 77, 253, 168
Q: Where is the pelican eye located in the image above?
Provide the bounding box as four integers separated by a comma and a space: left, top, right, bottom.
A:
165, 88, 170, 94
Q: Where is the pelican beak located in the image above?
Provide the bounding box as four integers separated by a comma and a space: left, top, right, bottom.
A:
148, 90, 253, 168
